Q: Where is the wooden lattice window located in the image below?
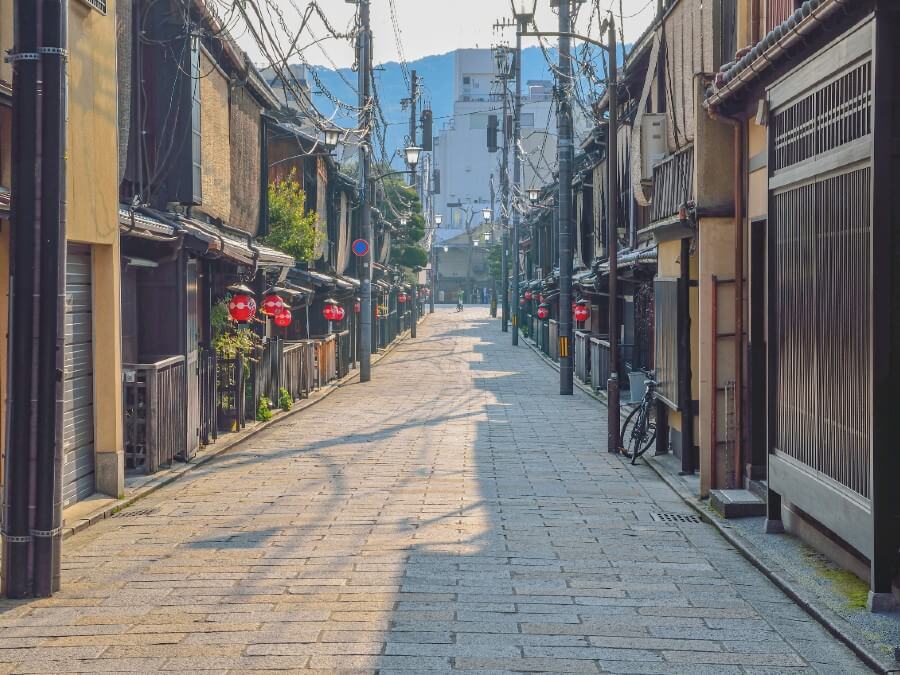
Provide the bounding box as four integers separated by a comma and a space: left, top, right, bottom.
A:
772, 61, 871, 172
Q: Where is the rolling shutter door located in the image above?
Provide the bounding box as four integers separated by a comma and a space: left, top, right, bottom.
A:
63, 245, 95, 507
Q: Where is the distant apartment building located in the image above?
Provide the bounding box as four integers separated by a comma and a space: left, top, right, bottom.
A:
433, 49, 562, 237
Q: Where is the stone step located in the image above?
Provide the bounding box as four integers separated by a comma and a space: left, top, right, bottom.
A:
710, 489, 767, 519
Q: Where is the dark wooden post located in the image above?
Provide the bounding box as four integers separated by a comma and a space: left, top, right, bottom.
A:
868, 0, 900, 611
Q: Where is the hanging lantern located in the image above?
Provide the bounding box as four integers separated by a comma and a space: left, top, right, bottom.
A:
524, 290, 533, 300
537, 303, 550, 320
519, 297, 526, 307
573, 300, 590, 323
537, 293, 544, 303
322, 299, 340, 321
354, 299, 361, 313
398, 292, 408, 303
261, 293, 285, 316
333, 305, 346, 321
273, 308, 292, 327
228, 294, 256, 323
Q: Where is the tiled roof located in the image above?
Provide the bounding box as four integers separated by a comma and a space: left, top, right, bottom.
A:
707, 0, 848, 106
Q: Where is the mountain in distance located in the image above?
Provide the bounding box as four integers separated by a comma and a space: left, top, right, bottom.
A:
305, 46, 563, 168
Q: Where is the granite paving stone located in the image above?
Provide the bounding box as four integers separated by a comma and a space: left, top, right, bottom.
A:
0, 308, 873, 673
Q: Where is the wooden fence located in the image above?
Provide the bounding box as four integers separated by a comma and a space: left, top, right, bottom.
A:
123, 355, 186, 474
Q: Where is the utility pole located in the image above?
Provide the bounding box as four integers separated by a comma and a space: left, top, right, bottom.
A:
499, 45, 511, 332
558, 0, 574, 395
512, 16, 525, 347
358, 0, 374, 382
407, 70, 418, 187
3, 0, 67, 598
606, 17, 620, 452
489, 176, 498, 318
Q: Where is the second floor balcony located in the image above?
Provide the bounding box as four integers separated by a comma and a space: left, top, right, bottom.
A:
647, 144, 695, 226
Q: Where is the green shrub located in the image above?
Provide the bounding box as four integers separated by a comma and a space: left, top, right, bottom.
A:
278, 387, 292, 412
256, 396, 273, 422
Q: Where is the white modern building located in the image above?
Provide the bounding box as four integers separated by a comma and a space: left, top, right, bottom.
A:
432, 49, 586, 241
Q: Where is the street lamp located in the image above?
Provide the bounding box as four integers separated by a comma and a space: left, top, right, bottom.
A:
512, 0, 536, 21
405, 145, 423, 169
482, 207, 492, 223
527, 187, 541, 204
435, 214, 443, 226
323, 127, 342, 152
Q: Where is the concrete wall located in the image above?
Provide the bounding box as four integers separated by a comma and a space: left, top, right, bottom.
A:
68, 0, 124, 498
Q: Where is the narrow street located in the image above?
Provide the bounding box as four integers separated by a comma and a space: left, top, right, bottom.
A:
0, 308, 870, 673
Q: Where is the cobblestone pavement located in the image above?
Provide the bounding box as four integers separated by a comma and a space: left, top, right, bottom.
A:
0, 308, 872, 673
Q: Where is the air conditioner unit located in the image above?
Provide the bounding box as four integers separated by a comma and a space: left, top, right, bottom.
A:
640, 114, 668, 182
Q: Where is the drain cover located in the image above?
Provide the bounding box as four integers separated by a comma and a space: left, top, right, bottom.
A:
649, 512, 702, 524
113, 507, 158, 518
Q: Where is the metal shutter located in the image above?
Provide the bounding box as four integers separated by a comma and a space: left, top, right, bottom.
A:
63, 245, 95, 507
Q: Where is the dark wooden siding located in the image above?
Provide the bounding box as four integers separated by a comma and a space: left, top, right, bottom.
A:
772, 168, 871, 499
654, 277, 679, 409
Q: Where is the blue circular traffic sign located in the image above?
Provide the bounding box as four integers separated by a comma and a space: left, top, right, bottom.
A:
352, 239, 370, 257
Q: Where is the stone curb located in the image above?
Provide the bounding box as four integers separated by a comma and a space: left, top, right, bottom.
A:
517, 322, 898, 674
62, 321, 422, 541
642, 455, 899, 675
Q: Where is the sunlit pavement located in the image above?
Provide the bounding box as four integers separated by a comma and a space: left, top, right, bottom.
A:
0, 307, 871, 673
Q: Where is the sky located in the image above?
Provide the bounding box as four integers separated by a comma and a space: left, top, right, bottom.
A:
233, 0, 659, 71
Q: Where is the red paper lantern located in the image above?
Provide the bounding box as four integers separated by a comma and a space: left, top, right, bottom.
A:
273, 308, 292, 327
524, 290, 533, 300
519, 297, 526, 306
228, 294, 256, 323
333, 305, 346, 321
354, 300, 361, 313
537, 303, 550, 320
322, 301, 339, 321
398, 293, 408, 303
573, 301, 590, 323
261, 293, 284, 316
537, 293, 543, 303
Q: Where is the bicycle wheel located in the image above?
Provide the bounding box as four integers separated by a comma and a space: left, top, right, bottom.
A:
620, 404, 657, 461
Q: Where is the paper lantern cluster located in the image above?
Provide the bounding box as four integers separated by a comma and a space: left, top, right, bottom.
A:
323, 301, 346, 322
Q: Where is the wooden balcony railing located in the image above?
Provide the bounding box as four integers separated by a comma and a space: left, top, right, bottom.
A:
649, 144, 694, 224
123, 355, 186, 473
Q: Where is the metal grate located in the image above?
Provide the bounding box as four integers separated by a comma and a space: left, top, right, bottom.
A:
773, 62, 871, 172
649, 512, 702, 524
113, 507, 158, 518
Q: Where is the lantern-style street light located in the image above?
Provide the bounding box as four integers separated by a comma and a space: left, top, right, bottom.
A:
404, 145, 423, 169
323, 127, 342, 152
512, 0, 536, 21
482, 207, 492, 223
527, 187, 541, 204
435, 214, 443, 226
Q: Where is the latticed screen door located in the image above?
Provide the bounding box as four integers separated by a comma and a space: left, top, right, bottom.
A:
767, 19, 875, 558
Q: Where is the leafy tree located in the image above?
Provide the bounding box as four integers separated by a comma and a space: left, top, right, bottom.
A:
488, 243, 503, 281
264, 169, 323, 262
376, 176, 428, 269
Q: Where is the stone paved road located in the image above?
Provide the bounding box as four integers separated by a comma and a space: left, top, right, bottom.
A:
0, 308, 872, 673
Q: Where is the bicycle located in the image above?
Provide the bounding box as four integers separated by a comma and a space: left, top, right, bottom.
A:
620, 370, 658, 464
